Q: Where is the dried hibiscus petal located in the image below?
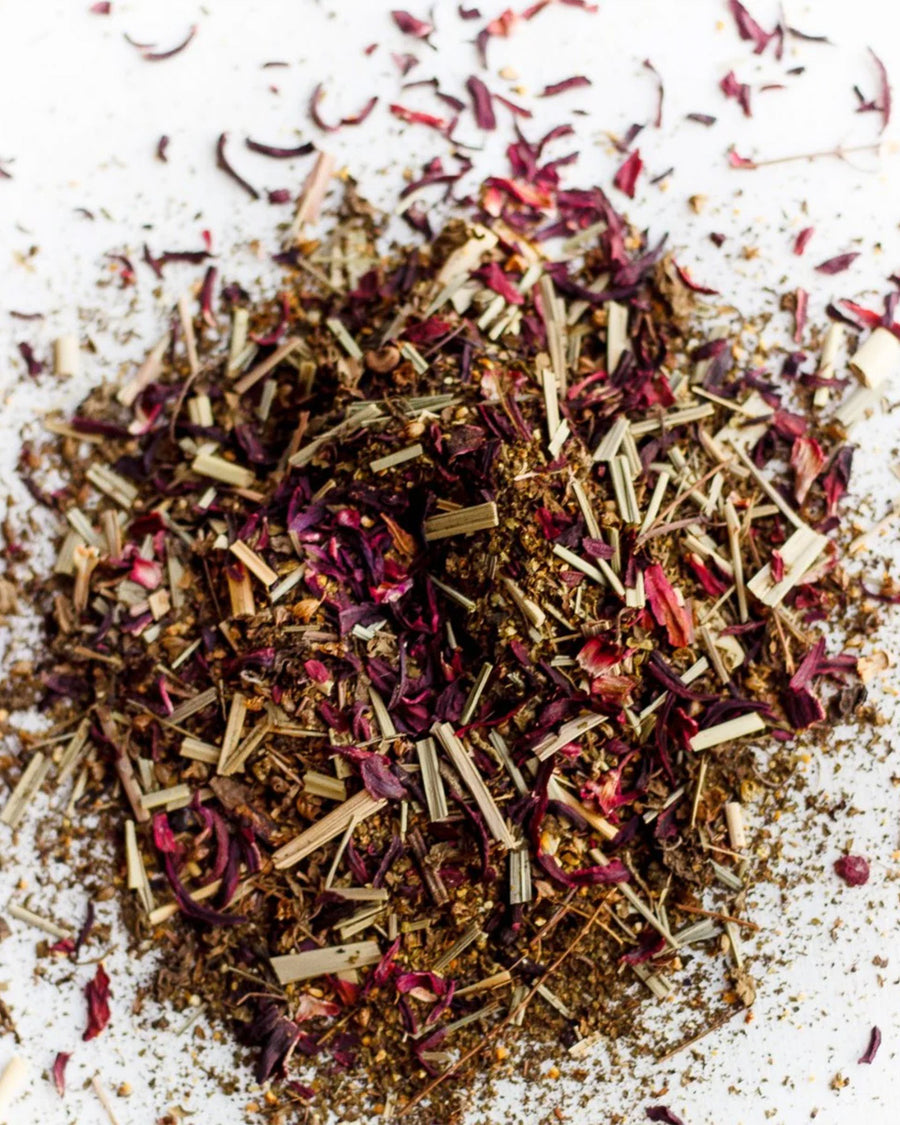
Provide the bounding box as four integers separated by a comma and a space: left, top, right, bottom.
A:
859, 1025, 882, 1064
816, 252, 860, 275
389, 104, 448, 132
466, 76, 496, 129
613, 149, 643, 198
793, 226, 814, 255
52, 1051, 70, 1096
720, 70, 752, 116
83, 962, 111, 1041
136, 24, 197, 62
391, 9, 434, 38
215, 132, 260, 201
644, 564, 693, 648
646, 1108, 686, 1125
540, 76, 591, 97
790, 436, 826, 504
309, 85, 379, 132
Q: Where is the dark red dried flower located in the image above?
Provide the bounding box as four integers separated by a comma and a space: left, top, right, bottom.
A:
727, 0, 777, 54
793, 287, 808, 343
309, 85, 379, 132
389, 104, 448, 132
245, 138, 315, 159
215, 133, 260, 201
859, 1025, 882, 1064
52, 1052, 70, 1096
834, 854, 870, 886
540, 76, 592, 97
728, 147, 756, 168
720, 70, 752, 116
612, 149, 643, 198
793, 226, 814, 255
391, 9, 434, 38
83, 962, 111, 1041
856, 49, 892, 132
466, 75, 496, 129
135, 24, 197, 61
815, 252, 860, 275
643, 58, 664, 126
18, 342, 43, 377
674, 263, 718, 295
644, 564, 693, 648
646, 1109, 686, 1125
392, 52, 419, 75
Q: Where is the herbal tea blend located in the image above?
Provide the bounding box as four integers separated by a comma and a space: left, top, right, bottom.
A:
5, 139, 889, 1121
1, 3, 897, 1123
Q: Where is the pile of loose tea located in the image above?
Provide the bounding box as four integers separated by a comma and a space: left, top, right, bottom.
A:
3, 123, 896, 1122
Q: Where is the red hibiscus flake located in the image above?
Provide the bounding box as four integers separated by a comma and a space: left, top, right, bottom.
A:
613, 149, 643, 198
83, 962, 111, 1041
52, 1051, 70, 1096
644, 564, 693, 648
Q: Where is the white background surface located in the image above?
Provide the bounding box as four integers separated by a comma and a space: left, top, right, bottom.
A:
3, 1, 900, 1122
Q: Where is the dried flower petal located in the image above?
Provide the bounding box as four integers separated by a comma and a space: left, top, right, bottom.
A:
215, 132, 260, 200
816, 252, 860, 275
83, 962, 111, 1041
245, 138, 315, 159
613, 149, 643, 198
52, 1052, 70, 1096
540, 76, 592, 97
391, 10, 434, 38
644, 564, 693, 648
646, 1108, 686, 1125
793, 226, 814, 255
727, 0, 777, 54
136, 24, 197, 62
859, 1026, 882, 1064
720, 70, 752, 116
310, 85, 379, 132
466, 76, 496, 129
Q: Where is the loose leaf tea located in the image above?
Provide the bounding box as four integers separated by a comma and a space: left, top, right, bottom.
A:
1, 6, 896, 1119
